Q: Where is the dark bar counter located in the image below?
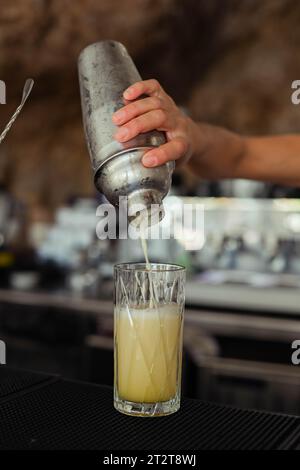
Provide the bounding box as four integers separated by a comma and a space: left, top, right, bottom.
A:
0, 366, 299, 450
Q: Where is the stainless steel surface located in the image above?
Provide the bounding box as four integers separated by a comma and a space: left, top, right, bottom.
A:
78, 40, 173, 224
98, 148, 172, 223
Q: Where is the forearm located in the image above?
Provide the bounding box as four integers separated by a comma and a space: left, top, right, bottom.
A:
188, 121, 246, 179
237, 135, 300, 185
189, 121, 300, 186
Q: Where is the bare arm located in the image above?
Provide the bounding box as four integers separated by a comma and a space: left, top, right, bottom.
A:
237, 135, 300, 185
113, 79, 300, 186
189, 123, 300, 185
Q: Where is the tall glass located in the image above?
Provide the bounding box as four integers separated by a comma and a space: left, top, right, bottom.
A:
114, 263, 185, 417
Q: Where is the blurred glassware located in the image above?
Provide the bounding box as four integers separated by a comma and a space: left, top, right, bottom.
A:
10, 271, 39, 291
37, 198, 99, 268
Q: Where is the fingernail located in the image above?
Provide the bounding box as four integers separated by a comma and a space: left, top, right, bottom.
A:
142, 154, 158, 167
112, 110, 124, 123
115, 127, 129, 141
124, 87, 133, 98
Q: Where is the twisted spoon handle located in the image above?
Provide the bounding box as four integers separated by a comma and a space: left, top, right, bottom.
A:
0, 78, 34, 145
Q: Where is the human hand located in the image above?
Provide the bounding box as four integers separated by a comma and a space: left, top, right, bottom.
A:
112, 79, 194, 167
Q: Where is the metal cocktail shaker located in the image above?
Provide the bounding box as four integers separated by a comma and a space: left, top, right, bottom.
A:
78, 40, 174, 225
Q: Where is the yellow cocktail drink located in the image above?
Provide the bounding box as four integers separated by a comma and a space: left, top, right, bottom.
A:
115, 303, 183, 403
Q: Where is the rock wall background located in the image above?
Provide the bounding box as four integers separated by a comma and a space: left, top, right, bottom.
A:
0, 0, 300, 214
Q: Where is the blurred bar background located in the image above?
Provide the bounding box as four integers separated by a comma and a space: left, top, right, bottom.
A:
0, 0, 299, 415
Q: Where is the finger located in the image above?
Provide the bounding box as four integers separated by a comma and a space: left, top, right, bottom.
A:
112, 96, 162, 125
142, 138, 188, 167
123, 79, 162, 100
114, 109, 167, 142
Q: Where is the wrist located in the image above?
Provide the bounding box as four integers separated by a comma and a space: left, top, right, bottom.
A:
185, 117, 204, 162
230, 134, 248, 179
185, 121, 247, 180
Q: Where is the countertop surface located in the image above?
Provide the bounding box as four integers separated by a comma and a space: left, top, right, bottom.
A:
186, 279, 300, 315
0, 366, 299, 450
2, 271, 300, 317
1, 288, 300, 343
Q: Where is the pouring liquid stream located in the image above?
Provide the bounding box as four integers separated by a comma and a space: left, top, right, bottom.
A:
140, 236, 155, 308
